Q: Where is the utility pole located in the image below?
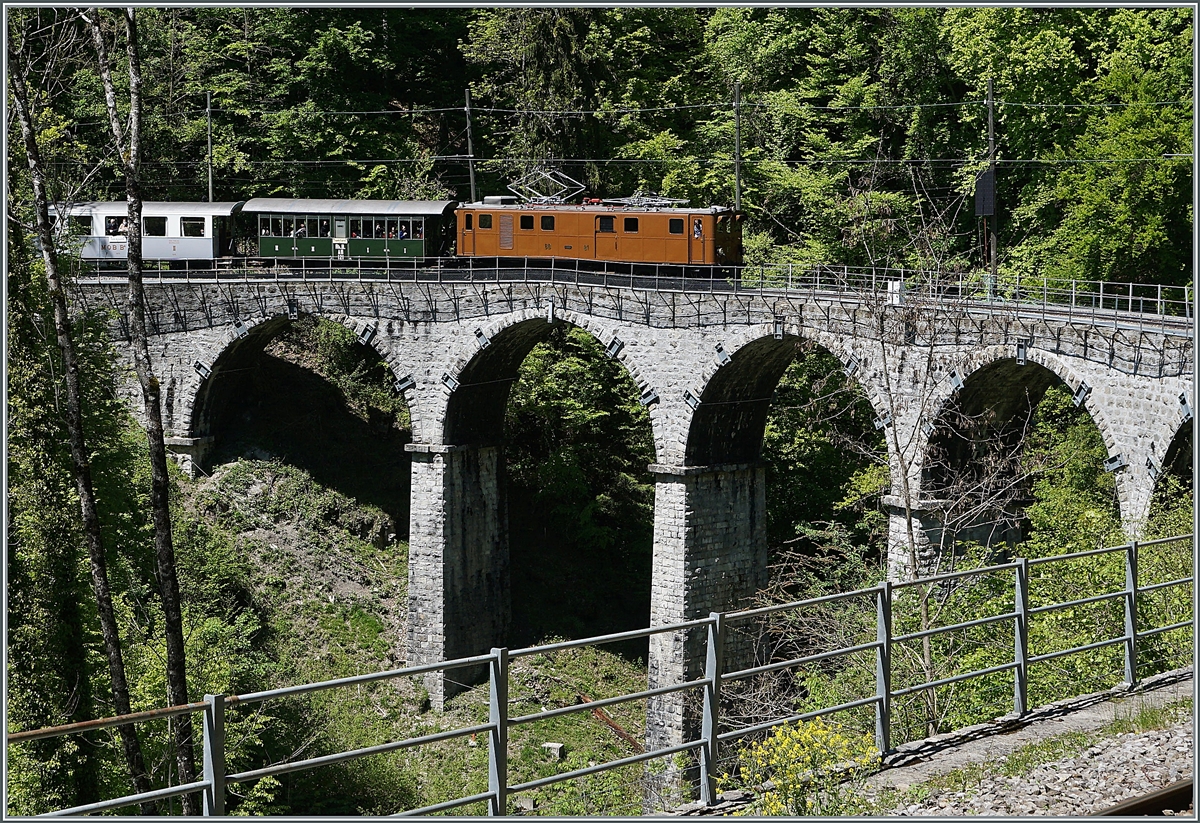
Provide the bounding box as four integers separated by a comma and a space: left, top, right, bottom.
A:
465, 88, 477, 204
206, 91, 213, 203
987, 77, 997, 296
733, 81, 742, 212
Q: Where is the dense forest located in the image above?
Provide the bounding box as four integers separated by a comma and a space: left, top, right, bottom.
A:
6, 7, 1193, 816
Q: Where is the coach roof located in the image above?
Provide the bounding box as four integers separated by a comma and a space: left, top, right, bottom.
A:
242, 198, 456, 215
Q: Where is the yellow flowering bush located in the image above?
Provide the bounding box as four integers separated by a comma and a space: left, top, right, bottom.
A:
735, 718, 879, 816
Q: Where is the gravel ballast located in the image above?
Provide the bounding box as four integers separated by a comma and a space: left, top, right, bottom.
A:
877, 721, 1193, 816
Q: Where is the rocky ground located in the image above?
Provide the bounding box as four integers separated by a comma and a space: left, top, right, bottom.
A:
878, 721, 1192, 816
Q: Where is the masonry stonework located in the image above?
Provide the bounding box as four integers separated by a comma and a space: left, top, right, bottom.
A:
74, 276, 1193, 754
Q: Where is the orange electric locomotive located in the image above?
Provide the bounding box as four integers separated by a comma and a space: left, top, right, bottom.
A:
456, 195, 744, 268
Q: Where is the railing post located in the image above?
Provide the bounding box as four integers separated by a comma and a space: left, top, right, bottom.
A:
699, 613, 724, 806
202, 694, 226, 816
875, 581, 892, 754
1014, 559, 1029, 716
1124, 542, 1139, 687
488, 647, 509, 816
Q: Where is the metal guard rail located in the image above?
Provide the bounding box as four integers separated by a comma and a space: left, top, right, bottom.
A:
77, 257, 1194, 336
9, 534, 1193, 816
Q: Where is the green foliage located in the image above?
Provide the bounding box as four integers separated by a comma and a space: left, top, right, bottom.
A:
731, 718, 878, 816
505, 326, 656, 645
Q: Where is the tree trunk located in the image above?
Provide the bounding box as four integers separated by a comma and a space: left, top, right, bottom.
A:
85, 7, 199, 813
7, 24, 156, 815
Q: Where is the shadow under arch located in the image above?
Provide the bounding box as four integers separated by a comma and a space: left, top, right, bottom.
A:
685, 335, 809, 466
1148, 418, 1193, 521
191, 313, 413, 529
439, 316, 657, 652
922, 356, 1115, 546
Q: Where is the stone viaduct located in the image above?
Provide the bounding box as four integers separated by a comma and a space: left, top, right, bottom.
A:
73, 270, 1193, 751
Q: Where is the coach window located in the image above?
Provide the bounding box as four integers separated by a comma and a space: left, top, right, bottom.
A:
397, 220, 411, 239
69, 216, 93, 235
385, 218, 399, 239
598, 216, 614, 233
541, 215, 555, 231
479, 213, 493, 229
413, 219, 424, 239
669, 218, 684, 234
520, 215, 534, 230
144, 216, 167, 236
306, 217, 319, 237
623, 217, 639, 233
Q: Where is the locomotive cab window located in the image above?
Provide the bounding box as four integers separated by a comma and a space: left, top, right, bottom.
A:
623, 217, 639, 233
464, 214, 473, 231
541, 215, 555, 231
669, 218, 684, 234
478, 214, 493, 229
598, 216, 615, 233
144, 216, 167, 236
520, 215, 534, 230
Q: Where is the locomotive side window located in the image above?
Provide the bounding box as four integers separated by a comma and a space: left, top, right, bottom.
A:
623, 217, 639, 233
144, 216, 167, 236
598, 216, 614, 233
464, 214, 473, 231
541, 215, 555, 231
520, 215, 534, 230
478, 214, 493, 229
669, 218, 684, 234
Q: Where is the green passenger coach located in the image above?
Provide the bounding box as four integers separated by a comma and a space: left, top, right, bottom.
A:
241, 198, 457, 260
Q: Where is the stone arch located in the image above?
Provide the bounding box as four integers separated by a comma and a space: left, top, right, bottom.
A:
918, 345, 1123, 486
683, 323, 888, 467
918, 345, 1124, 539
186, 311, 397, 440
1151, 416, 1193, 500
435, 308, 661, 455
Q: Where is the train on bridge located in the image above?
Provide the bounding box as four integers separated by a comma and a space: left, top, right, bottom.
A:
52, 195, 745, 273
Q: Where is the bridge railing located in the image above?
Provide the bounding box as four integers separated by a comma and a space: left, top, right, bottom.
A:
76, 257, 1193, 327
9, 534, 1192, 816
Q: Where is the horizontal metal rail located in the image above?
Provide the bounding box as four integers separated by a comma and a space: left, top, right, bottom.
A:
724, 585, 878, 622
1028, 635, 1126, 664
1027, 544, 1126, 566
1029, 589, 1124, 615
716, 694, 884, 743
232, 652, 496, 705
509, 679, 703, 725
1134, 535, 1193, 549
1139, 619, 1194, 639
1139, 576, 1193, 594
392, 791, 496, 817
9, 700, 208, 744
890, 661, 1020, 698
226, 723, 495, 784
722, 640, 882, 682
41, 780, 209, 817
893, 610, 1017, 643
508, 740, 702, 794
893, 561, 1020, 590
508, 617, 713, 659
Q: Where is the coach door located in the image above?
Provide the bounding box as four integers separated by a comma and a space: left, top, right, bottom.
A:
688, 215, 708, 264
460, 212, 475, 255
594, 215, 619, 260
